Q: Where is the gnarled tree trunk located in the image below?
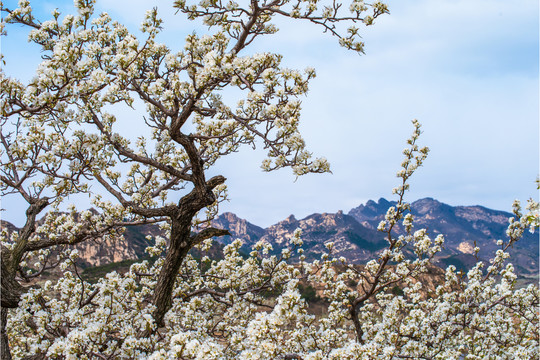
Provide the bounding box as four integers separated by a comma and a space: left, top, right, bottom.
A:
1, 307, 12, 360
151, 175, 229, 327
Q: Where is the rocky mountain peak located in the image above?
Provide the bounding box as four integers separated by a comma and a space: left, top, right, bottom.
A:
1, 220, 18, 234
411, 197, 446, 215
347, 197, 538, 275
211, 212, 265, 245
348, 197, 395, 222
220, 212, 240, 222
284, 214, 297, 223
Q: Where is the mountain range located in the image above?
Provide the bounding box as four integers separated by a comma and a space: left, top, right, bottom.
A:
2, 197, 538, 276
212, 198, 538, 275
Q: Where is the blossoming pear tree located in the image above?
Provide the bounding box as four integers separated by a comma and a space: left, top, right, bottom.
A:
1, 0, 538, 359
1, 0, 390, 357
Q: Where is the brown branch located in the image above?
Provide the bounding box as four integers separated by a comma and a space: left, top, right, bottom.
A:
9, 199, 49, 271
84, 104, 192, 182
191, 227, 230, 245
24, 217, 167, 252
282, 354, 304, 360
93, 172, 175, 219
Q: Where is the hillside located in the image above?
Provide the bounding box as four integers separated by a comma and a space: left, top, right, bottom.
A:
1, 197, 538, 276
349, 198, 539, 274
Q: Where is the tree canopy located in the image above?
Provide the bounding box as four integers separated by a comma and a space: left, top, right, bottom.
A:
0, 0, 538, 359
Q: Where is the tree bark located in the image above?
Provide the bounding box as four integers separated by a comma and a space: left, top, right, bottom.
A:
1, 199, 48, 309
151, 215, 194, 327
1, 307, 12, 360
151, 175, 227, 327
350, 302, 364, 344
1, 247, 24, 309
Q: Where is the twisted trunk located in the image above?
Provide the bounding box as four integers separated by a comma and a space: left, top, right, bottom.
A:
1, 199, 48, 359
1, 307, 12, 360
0, 249, 24, 309
151, 212, 194, 327
350, 302, 364, 344
151, 175, 228, 327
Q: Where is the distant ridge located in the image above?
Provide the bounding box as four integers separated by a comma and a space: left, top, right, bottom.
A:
212, 198, 538, 275
347, 198, 538, 274
2, 198, 538, 275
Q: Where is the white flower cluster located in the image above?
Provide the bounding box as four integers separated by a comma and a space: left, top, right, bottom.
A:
8, 215, 538, 359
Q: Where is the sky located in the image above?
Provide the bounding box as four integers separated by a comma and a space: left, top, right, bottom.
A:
1, 0, 539, 228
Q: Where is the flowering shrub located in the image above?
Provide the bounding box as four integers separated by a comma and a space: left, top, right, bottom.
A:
4, 121, 538, 359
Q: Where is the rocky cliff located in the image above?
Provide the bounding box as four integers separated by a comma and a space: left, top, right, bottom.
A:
348, 198, 539, 274
2, 198, 537, 275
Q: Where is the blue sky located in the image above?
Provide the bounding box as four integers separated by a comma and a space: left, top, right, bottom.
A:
1, 0, 539, 227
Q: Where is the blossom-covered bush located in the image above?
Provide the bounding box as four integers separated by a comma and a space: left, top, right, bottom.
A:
4, 120, 539, 359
